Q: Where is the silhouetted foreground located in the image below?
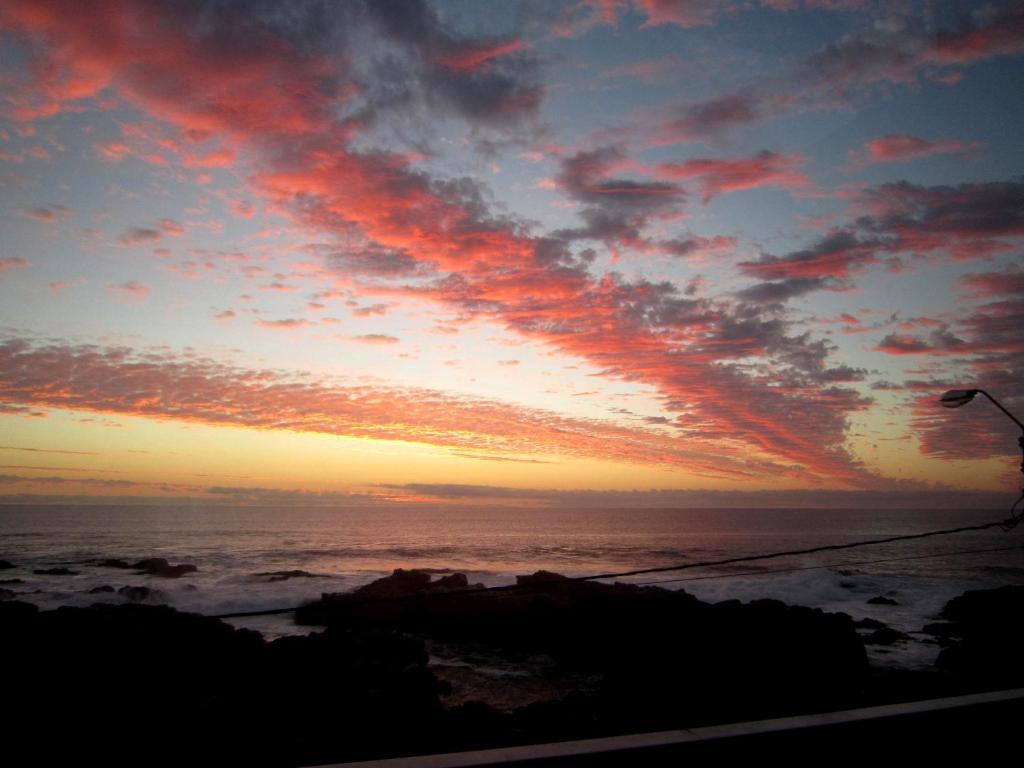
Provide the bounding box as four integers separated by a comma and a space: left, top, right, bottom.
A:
2, 572, 1022, 767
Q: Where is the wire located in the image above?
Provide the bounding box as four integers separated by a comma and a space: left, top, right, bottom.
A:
1005, 490, 1024, 531
208, 514, 1022, 620
630, 543, 1024, 586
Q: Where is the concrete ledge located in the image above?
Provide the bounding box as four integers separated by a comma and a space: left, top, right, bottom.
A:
320, 688, 1024, 767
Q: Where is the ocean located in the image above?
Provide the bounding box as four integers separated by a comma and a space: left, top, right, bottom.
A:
2, 504, 1023, 668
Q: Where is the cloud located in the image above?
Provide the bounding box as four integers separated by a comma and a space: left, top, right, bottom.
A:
351, 334, 400, 344
107, 281, 149, 299
736, 276, 835, 305
737, 179, 1024, 308
854, 180, 1024, 261
157, 218, 184, 236
653, 150, 809, 203
450, 453, 553, 464
654, 92, 770, 145
634, 0, 718, 29
117, 227, 162, 246
0, 445, 99, 456
619, 6, 1024, 148
432, 38, 526, 72
851, 134, 981, 166
0, 0, 879, 484
874, 328, 966, 356
959, 265, 1024, 299
0, 336, 803, 478
0, 257, 28, 273
739, 230, 878, 281
551, 146, 685, 247
254, 318, 312, 330
18, 204, 72, 223
352, 303, 389, 317
660, 235, 736, 260
799, 7, 1024, 94
377, 482, 1009, 509
549, 0, 722, 37
0, 0, 541, 142
876, 265, 1024, 463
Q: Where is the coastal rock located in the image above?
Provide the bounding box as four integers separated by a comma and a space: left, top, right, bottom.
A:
132, 557, 198, 578
298, 569, 868, 727
433, 573, 473, 591
933, 585, 1024, 682
921, 622, 959, 638
854, 617, 887, 630
515, 570, 569, 586
326, 568, 484, 601
33, 567, 79, 576
117, 585, 164, 603
256, 569, 322, 582
867, 596, 899, 606
862, 627, 910, 646
0, 559, 14, 569
0, 600, 447, 766
0, 600, 38, 621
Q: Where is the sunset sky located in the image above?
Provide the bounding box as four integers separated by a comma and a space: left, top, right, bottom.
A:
1, 0, 1022, 506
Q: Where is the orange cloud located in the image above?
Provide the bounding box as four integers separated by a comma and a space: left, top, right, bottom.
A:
0, 337, 799, 480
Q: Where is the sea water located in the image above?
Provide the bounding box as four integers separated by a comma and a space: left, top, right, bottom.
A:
2, 504, 1023, 668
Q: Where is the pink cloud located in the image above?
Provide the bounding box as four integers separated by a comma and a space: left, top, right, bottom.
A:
352, 303, 389, 317
107, 281, 149, 299
0, 257, 28, 273
635, 0, 718, 29
254, 318, 311, 330
877, 264, 1024, 462
854, 181, 1024, 261
852, 134, 981, 166
959, 266, 1024, 299
873, 329, 966, 356
157, 218, 184, 236
434, 38, 526, 72
739, 230, 877, 281
654, 150, 809, 203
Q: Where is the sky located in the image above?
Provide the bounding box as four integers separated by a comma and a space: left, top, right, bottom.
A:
0, 0, 1022, 508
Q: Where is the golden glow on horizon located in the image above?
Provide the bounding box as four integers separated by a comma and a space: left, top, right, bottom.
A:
2, 402, 1015, 501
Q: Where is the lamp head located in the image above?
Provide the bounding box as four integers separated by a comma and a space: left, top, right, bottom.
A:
939, 389, 979, 409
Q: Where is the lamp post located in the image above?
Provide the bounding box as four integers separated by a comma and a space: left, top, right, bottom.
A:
939, 388, 1024, 524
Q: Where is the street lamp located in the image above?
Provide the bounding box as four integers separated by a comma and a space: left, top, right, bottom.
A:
939, 389, 1024, 432
939, 388, 1024, 526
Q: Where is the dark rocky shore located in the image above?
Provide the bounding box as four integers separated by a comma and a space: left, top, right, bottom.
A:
2, 569, 1022, 767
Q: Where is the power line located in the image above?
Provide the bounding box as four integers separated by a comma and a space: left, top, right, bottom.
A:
209, 514, 1021, 620
569, 518, 1018, 584
631, 543, 1024, 586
